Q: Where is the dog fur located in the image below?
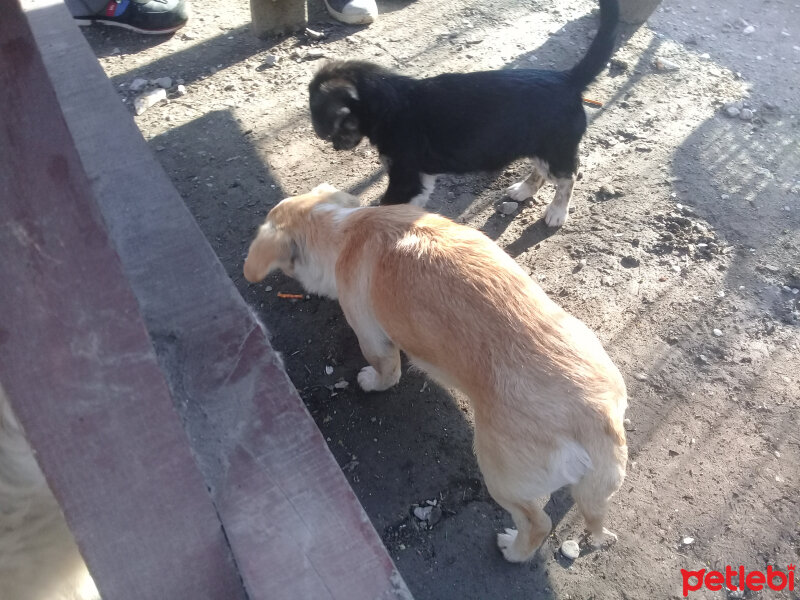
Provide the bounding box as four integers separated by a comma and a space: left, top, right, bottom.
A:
244, 185, 628, 561
308, 0, 619, 227
0, 388, 100, 600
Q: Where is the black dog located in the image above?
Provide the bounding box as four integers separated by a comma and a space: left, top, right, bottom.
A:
309, 0, 619, 227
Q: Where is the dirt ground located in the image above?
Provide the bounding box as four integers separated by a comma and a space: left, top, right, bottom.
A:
79, 0, 800, 598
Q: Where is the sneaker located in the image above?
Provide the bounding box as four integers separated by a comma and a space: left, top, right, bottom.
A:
75, 0, 189, 34
323, 0, 377, 25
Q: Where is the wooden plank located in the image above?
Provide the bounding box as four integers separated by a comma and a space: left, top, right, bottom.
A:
21, 2, 413, 599
250, 0, 308, 37
0, 4, 248, 599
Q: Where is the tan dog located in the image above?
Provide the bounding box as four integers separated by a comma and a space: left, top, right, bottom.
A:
244, 184, 628, 561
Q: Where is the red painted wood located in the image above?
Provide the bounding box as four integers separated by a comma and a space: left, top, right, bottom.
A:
19, 1, 412, 598
0, 4, 247, 599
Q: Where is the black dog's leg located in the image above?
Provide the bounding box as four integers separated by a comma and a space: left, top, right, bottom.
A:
381, 162, 424, 205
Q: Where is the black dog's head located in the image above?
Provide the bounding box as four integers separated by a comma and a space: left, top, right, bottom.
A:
309, 73, 363, 151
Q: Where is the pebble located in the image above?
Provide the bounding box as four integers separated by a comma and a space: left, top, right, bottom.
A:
413, 506, 433, 521
725, 106, 741, 118
740, 108, 754, 121
500, 201, 518, 215
634, 372, 647, 381
681, 536, 695, 546
764, 264, 780, 273
305, 27, 326, 40
133, 88, 167, 115
698, 354, 709, 364
262, 54, 279, 67
743, 25, 756, 35
621, 256, 640, 268
623, 418, 632, 429
176, 84, 187, 96
334, 380, 349, 390
155, 77, 172, 89
130, 77, 149, 92
306, 48, 326, 60
560, 540, 580, 560
654, 57, 680, 71
325, 365, 334, 375
712, 328, 723, 337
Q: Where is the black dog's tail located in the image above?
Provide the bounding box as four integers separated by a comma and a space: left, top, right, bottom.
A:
567, 0, 620, 89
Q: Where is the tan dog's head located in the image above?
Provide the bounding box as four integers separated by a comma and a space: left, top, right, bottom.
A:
243, 184, 360, 283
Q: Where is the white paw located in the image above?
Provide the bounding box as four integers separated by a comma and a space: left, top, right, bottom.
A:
357, 366, 382, 392
544, 202, 568, 227
497, 528, 527, 562
506, 181, 532, 202
590, 528, 618, 548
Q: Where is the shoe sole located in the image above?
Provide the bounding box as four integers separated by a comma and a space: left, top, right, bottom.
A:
322, 0, 376, 24
76, 18, 186, 35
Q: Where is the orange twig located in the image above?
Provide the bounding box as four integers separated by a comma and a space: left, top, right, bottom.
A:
277, 292, 305, 299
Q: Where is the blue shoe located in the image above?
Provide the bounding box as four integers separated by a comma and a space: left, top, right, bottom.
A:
75, 0, 189, 34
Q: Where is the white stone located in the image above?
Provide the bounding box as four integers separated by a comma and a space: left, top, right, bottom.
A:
713, 328, 723, 337
743, 25, 756, 34
413, 506, 433, 521
560, 540, 580, 560
500, 201, 519, 215
176, 85, 187, 96
325, 365, 334, 375
133, 88, 167, 115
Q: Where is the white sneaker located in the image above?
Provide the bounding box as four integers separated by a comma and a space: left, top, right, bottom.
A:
323, 0, 377, 24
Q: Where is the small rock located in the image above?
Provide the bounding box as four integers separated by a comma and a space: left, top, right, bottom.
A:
597, 184, 617, 199
742, 25, 756, 35
764, 264, 780, 273
413, 506, 433, 521
325, 365, 334, 375
334, 380, 349, 390
427, 505, 443, 526
712, 328, 723, 337
621, 256, 640, 268
111, 47, 121, 55
155, 77, 172, 89
698, 354, 709, 364
265, 286, 273, 292
262, 54, 279, 68
500, 201, 518, 215
725, 105, 741, 118
560, 540, 580, 560
681, 536, 695, 546
133, 88, 167, 115
739, 108, 754, 121
633, 373, 647, 381
654, 57, 680, 71
130, 77, 149, 92
175, 84, 187, 96
305, 27, 326, 40
306, 48, 326, 60
623, 418, 632, 429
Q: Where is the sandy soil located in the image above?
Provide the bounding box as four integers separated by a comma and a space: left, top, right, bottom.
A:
80, 0, 799, 598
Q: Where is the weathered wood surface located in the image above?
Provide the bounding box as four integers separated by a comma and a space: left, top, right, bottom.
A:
250, 0, 308, 37
0, 4, 247, 599
18, 1, 412, 598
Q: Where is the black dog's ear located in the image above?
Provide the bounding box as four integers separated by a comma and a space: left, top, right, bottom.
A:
321, 79, 359, 103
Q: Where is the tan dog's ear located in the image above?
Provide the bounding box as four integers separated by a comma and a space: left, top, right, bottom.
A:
243, 223, 293, 283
